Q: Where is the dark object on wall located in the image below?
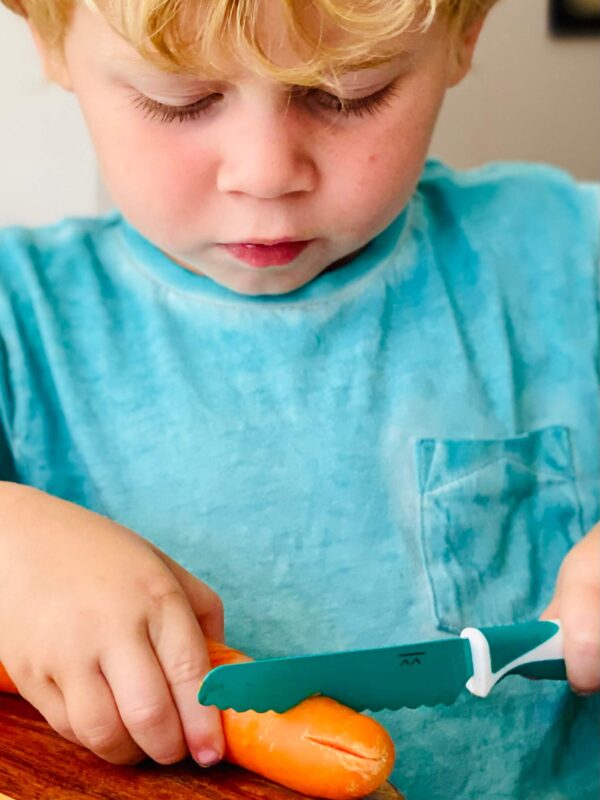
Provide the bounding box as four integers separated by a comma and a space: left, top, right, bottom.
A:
550, 0, 600, 35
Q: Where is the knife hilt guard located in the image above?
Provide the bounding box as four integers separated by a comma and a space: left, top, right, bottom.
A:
460, 620, 566, 698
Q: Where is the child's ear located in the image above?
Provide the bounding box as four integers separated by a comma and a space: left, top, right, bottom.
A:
446, 14, 487, 88
27, 22, 74, 91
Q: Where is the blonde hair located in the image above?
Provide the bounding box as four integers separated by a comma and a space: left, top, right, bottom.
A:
3, 0, 499, 84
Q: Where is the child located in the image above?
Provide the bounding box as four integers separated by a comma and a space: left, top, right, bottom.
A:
0, 0, 598, 797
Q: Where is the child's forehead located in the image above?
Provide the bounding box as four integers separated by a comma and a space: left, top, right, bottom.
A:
83, 0, 439, 85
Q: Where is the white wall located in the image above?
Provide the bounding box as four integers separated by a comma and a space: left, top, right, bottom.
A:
0, 7, 97, 227
431, 0, 600, 179
1, 0, 599, 228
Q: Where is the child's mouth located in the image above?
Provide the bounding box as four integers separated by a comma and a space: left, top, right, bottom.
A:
219, 240, 313, 268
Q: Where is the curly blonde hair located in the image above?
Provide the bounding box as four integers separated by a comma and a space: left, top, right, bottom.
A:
2, 0, 499, 83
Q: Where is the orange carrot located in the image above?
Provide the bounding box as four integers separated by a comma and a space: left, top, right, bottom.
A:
204, 640, 395, 799
0, 660, 16, 694
0, 642, 396, 799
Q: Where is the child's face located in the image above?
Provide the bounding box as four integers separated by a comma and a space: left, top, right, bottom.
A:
37, 4, 482, 296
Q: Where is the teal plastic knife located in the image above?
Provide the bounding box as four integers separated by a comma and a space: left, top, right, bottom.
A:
198, 620, 566, 713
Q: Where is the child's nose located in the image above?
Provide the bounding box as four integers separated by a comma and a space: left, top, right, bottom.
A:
216, 112, 317, 199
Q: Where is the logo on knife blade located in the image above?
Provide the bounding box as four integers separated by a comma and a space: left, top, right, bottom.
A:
397, 651, 425, 666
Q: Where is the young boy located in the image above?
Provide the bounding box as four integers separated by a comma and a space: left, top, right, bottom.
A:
0, 0, 598, 797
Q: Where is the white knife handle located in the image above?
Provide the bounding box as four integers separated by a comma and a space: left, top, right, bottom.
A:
460, 620, 566, 698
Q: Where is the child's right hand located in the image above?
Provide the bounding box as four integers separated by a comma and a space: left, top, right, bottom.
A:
0, 481, 225, 768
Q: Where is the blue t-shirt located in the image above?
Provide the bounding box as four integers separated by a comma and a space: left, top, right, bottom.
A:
0, 160, 598, 799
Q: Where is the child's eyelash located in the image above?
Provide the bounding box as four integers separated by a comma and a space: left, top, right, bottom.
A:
296, 83, 398, 118
130, 92, 222, 124
130, 82, 398, 125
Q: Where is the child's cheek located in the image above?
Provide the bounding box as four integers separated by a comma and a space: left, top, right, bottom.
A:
98, 122, 216, 246
330, 127, 428, 244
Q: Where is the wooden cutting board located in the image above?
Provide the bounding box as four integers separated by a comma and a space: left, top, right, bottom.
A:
0, 694, 402, 800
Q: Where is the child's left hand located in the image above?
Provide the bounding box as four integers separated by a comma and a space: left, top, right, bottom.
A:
542, 523, 600, 695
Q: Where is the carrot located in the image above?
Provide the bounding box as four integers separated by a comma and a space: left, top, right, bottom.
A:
0, 642, 396, 799
204, 640, 396, 799
0, 660, 16, 694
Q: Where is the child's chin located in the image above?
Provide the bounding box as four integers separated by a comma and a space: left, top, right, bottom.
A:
218, 265, 323, 297
222, 276, 311, 297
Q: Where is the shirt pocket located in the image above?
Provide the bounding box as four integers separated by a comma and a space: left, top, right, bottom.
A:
416, 426, 583, 634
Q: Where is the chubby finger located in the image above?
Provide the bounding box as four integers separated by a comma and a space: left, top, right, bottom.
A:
63, 666, 145, 764
101, 639, 187, 765
155, 554, 225, 644
20, 676, 79, 746
149, 592, 225, 767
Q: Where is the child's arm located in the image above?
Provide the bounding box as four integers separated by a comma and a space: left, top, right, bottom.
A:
0, 481, 225, 767
542, 523, 600, 695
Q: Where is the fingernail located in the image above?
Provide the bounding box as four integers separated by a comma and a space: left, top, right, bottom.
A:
196, 748, 221, 767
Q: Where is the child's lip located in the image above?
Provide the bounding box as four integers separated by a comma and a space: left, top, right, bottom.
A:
219, 239, 315, 268
227, 237, 309, 246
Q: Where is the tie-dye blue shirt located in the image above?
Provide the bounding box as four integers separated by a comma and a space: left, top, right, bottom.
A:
1, 160, 598, 799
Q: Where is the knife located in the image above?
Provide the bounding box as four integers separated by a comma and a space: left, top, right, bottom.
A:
198, 620, 566, 713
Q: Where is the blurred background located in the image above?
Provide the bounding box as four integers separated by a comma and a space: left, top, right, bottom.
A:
0, 0, 598, 227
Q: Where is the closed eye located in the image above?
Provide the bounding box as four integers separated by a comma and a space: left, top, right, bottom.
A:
130, 91, 225, 123
294, 82, 399, 118
129, 80, 399, 125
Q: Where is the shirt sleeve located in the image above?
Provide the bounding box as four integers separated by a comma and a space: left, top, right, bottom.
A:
0, 235, 19, 483
591, 184, 599, 378
596, 184, 600, 394
0, 333, 18, 482
579, 182, 600, 381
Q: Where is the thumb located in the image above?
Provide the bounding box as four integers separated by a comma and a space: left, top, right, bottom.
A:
551, 530, 600, 694
540, 595, 561, 621
539, 526, 600, 694
540, 551, 566, 622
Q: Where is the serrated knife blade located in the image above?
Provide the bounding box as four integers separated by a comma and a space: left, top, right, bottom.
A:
198, 637, 473, 713
197, 621, 567, 713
